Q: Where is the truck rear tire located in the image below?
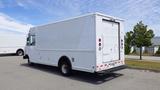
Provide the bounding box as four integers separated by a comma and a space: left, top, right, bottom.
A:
16, 49, 24, 56
59, 61, 72, 76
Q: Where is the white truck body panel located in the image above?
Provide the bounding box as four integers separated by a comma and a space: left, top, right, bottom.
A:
25, 13, 124, 73
95, 14, 124, 71
0, 35, 26, 54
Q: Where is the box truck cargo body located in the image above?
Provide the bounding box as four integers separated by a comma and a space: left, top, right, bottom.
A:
0, 35, 25, 56
24, 13, 125, 75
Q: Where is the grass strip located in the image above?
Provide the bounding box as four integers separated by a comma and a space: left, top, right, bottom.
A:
125, 59, 160, 72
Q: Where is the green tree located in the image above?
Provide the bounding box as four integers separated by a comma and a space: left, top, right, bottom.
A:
132, 21, 154, 60
125, 31, 133, 54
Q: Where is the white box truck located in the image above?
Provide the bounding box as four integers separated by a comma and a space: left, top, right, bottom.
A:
23, 13, 125, 75
0, 35, 26, 56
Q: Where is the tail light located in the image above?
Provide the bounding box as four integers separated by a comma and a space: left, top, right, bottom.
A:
98, 38, 102, 51
121, 39, 123, 49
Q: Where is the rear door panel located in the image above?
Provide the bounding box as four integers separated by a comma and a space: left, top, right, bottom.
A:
101, 20, 119, 62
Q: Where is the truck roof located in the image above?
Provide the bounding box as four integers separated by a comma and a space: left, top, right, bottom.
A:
31, 12, 124, 30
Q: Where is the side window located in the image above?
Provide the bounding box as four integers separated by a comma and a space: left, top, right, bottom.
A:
26, 35, 30, 46
26, 34, 35, 46
30, 35, 35, 46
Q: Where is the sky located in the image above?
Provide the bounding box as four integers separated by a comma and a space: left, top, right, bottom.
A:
0, 0, 160, 36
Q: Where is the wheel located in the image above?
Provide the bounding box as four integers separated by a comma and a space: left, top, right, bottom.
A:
16, 50, 24, 56
59, 61, 72, 76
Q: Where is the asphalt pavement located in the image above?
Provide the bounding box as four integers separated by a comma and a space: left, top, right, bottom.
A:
0, 56, 160, 90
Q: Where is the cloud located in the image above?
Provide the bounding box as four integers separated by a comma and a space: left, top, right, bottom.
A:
118, 0, 160, 36
0, 0, 159, 36
0, 13, 33, 34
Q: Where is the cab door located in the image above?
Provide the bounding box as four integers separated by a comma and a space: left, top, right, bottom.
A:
25, 34, 38, 63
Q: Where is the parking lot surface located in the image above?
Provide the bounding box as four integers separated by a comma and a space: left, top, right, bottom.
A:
0, 56, 160, 90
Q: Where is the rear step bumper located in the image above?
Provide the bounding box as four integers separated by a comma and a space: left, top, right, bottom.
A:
96, 65, 127, 74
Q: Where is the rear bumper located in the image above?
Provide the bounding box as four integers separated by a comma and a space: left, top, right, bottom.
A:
96, 65, 126, 74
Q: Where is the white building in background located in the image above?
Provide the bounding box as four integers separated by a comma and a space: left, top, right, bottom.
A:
135, 46, 146, 54
131, 37, 160, 55
146, 37, 160, 55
